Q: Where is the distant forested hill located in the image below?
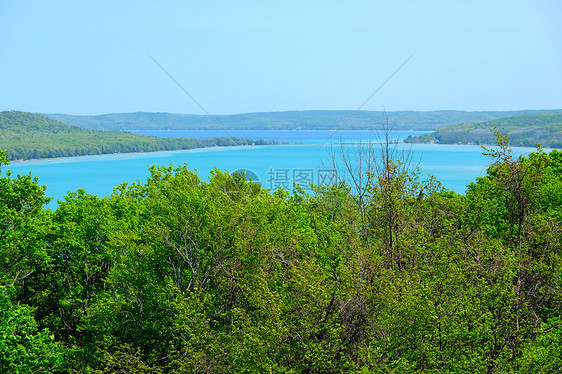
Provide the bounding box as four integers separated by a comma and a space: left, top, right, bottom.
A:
404, 112, 562, 148
0, 111, 271, 161
43, 109, 562, 131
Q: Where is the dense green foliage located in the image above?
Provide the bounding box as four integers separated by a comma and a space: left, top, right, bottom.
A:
43, 109, 562, 131
0, 111, 275, 161
405, 112, 562, 148
1, 136, 561, 372
0, 286, 63, 372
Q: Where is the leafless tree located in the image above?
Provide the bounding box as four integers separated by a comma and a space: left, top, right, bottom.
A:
323, 112, 416, 248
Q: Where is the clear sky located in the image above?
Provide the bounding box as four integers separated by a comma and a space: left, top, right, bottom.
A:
1, 0, 561, 115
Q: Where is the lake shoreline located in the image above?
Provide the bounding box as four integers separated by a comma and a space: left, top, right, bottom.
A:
10, 141, 551, 165
8, 143, 272, 164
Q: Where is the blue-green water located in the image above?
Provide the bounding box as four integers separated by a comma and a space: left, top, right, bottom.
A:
4, 130, 540, 208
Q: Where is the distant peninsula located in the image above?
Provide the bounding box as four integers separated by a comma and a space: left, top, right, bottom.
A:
43, 109, 562, 131
4, 109, 562, 162
404, 112, 562, 148
0, 111, 274, 161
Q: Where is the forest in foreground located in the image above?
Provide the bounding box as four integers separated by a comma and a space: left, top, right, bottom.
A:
0, 111, 273, 161
1, 131, 561, 372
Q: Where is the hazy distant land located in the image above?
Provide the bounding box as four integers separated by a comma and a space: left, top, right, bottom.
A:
43, 109, 562, 131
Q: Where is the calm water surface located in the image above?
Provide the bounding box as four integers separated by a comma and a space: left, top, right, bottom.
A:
4, 130, 540, 208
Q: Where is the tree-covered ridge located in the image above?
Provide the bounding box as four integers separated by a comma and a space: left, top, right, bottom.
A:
43, 109, 562, 131
1, 136, 561, 372
0, 111, 275, 161
0, 111, 79, 133
405, 112, 562, 148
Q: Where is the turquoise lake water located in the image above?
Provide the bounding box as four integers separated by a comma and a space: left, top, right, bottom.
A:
4, 130, 541, 208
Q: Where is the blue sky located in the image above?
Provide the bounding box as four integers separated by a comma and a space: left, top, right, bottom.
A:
1, 1, 561, 115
